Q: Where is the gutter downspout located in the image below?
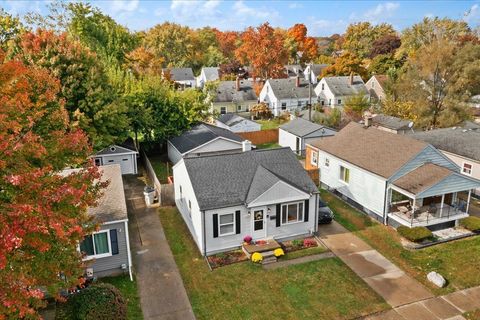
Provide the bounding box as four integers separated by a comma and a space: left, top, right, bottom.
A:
383, 181, 389, 225
124, 220, 133, 281
314, 193, 319, 234
202, 210, 207, 257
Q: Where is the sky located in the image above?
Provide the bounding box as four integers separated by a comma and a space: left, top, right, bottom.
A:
1, 0, 480, 36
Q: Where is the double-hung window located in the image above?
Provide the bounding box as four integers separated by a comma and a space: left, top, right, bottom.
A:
218, 213, 235, 236
340, 165, 350, 183
281, 202, 304, 225
311, 150, 318, 166
281, 102, 287, 110
80, 230, 111, 259
324, 158, 330, 167
337, 99, 342, 105
462, 163, 473, 175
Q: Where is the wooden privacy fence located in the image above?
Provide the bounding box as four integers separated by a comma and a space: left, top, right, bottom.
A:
141, 150, 175, 206
237, 129, 278, 145
306, 168, 320, 186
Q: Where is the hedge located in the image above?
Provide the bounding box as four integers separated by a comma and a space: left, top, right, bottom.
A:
460, 216, 480, 232
397, 226, 433, 242
56, 283, 127, 320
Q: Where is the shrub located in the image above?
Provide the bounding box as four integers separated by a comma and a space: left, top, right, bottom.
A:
292, 239, 303, 247
397, 226, 433, 243
303, 238, 317, 248
55, 283, 127, 320
460, 216, 480, 232
273, 248, 284, 257
251, 252, 263, 263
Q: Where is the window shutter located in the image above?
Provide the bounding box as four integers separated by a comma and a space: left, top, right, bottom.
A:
110, 229, 119, 255
276, 204, 281, 227
213, 214, 219, 238
304, 199, 309, 222
235, 210, 241, 234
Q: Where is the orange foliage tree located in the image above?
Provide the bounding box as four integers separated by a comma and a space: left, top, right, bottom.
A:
287, 23, 318, 63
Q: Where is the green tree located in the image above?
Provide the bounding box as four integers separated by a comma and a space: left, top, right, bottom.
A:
343, 93, 371, 121
342, 22, 397, 59
368, 54, 403, 75
0, 9, 24, 51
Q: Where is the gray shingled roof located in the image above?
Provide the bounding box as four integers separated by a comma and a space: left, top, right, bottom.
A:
202, 67, 219, 81
183, 148, 319, 210
214, 80, 257, 103
410, 126, 480, 161
323, 76, 367, 96
61, 165, 128, 223
309, 64, 329, 76
217, 114, 255, 127
280, 117, 335, 137
285, 64, 303, 77
372, 114, 413, 131
268, 78, 313, 100
164, 68, 195, 81
169, 122, 244, 154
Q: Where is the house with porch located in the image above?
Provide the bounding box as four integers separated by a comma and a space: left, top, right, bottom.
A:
306, 122, 480, 230
314, 75, 368, 109
211, 78, 258, 115
173, 147, 319, 255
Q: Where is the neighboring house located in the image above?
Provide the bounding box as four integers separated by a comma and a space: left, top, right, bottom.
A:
211, 78, 258, 114
93, 140, 139, 175
285, 64, 303, 78
279, 118, 336, 156
197, 67, 219, 88
167, 122, 246, 164
259, 77, 314, 116
410, 125, 480, 197
315, 75, 368, 109
303, 64, 329, 84
163, 68, 196, 88
173, 147, 319, 255
365, 75, 388, 102
306, 122, 480, 230
66, 165, 132, 280
371, 114, 414, 134
215, 113, 261, 133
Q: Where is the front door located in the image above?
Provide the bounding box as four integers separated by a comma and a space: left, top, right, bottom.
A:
252, 209, 265, 239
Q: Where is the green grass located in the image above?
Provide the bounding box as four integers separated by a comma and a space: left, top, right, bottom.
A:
148, 155, 172, 184
159, 207, 388, 320
256, 142, 281, 149
256, 118, 289, 130
100, 275, 143, 320
321, 189, 480, 295
465, 309, 480, 319
283, 245, 328, 260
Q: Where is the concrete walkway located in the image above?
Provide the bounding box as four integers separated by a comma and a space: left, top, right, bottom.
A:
124, 175, 195, 320
318, 222, 433, 307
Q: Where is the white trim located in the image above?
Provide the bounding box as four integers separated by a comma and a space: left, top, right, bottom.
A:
181, 136, 243, 156
124, 220, 133, 281
81, 230, 112, 261
280, 201, 305, 226
102, 219, 128, 225
218, 212, 236, 237
441, 149, 479, 164
339, 165, 350, 185
310, 149, 318, 166
247, 180, 309, 208
251, 207, 267, 239
389, 184, 416, 199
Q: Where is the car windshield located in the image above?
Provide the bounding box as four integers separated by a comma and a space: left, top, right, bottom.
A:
319, 200, 327, 207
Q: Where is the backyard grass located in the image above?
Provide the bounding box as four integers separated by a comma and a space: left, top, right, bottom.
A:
100, 275, 143, 320
256, 142, 281, 149
256, 118, 289, 130
320, 189, 480, 295
148, 155, 172, 184
159, 206, 388, 320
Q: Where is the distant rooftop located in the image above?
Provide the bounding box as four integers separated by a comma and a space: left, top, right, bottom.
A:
372, 114, 413, 131
322, 75, 367, 97
214, 80, 257, 103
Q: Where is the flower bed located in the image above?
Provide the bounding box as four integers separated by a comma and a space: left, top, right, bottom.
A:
280, 237, 319, 253
206, 250, 248, 269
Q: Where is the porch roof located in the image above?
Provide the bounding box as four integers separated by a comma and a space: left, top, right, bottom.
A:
392, 163, 480, 198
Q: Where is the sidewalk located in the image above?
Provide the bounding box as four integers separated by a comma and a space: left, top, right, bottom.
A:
124, 174, 195, 320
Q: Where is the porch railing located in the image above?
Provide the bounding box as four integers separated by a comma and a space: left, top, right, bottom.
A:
388, 202, 468, 227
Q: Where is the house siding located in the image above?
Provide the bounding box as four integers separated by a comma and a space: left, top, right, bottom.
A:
86, 221, 130, 278
440, 151, 480, 196
211, 101, 256, 114
279, 129, 301, 153
215, 119, 261, 133
167, 141, 183, 164
191, 138, 242, 154
418, 174, 479, 198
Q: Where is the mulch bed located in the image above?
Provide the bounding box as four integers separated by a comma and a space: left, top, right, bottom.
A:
206, 249, 248, 269
280, 237, 319, 253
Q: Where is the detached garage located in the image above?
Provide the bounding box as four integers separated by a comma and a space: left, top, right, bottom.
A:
279, 118, 336, 155
94, 141, 139, 175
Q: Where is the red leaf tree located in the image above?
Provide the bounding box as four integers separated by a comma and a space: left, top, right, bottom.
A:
0, 50, 103, 318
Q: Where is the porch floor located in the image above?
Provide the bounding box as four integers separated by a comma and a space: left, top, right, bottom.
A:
243, 239, 281, 255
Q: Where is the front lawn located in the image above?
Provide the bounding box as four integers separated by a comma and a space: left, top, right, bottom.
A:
256, 118, 288, 130
321, 190, 480, 295
100, 275, 143, 320
148, 155, 172, 184
159, 207, 388, 320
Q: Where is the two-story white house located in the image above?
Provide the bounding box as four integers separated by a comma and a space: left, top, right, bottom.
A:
314, 75, 368, 109
173, 147, 319, 255
306, 122, 480, 231
259, 77, 314, 117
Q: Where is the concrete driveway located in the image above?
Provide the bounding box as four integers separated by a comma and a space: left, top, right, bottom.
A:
318, 222, 433, 307
124, 174, 195, 320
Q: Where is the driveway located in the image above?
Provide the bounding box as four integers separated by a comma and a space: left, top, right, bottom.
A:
124, 174, 195, 320
318, 221, 433, 307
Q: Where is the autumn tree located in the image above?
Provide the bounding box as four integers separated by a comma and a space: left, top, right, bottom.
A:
0, 51, 103, 318
286, 23, 318, 64
368, 54, 403, 75
215, 29, 240, 62
219, 60, 248, 80
235, 22, 288, 79
396, 40, 480, 128
0, 9, 24, 51
341, 22, 396, 59
370, 34, 401, 57
13, 29, 129, 148
321, 52, 368, 79
125, 46, 164, 77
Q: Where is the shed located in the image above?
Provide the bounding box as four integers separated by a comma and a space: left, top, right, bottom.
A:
279, 118, 336, 155
94, 140, 139, 175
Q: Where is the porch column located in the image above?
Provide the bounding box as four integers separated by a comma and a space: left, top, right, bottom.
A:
466, 190, 472, 214
439, 194, 445, 218
411, 198, 416, 227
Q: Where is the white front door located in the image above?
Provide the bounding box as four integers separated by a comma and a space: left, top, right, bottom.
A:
252, 208, 266, 239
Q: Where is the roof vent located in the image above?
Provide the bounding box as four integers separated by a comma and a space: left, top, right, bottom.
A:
109, 146, 116, 152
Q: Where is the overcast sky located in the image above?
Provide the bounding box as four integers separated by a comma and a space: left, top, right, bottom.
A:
2, 0, 479, 36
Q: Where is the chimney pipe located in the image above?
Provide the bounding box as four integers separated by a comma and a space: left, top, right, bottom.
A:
242, 140, 252, 152
364, 114, 373, 128
295, 75, 300, 88
349, 72, 354, 85
235, 76, 240, 91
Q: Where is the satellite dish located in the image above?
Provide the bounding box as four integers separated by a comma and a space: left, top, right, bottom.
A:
408, 122, 414, 128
